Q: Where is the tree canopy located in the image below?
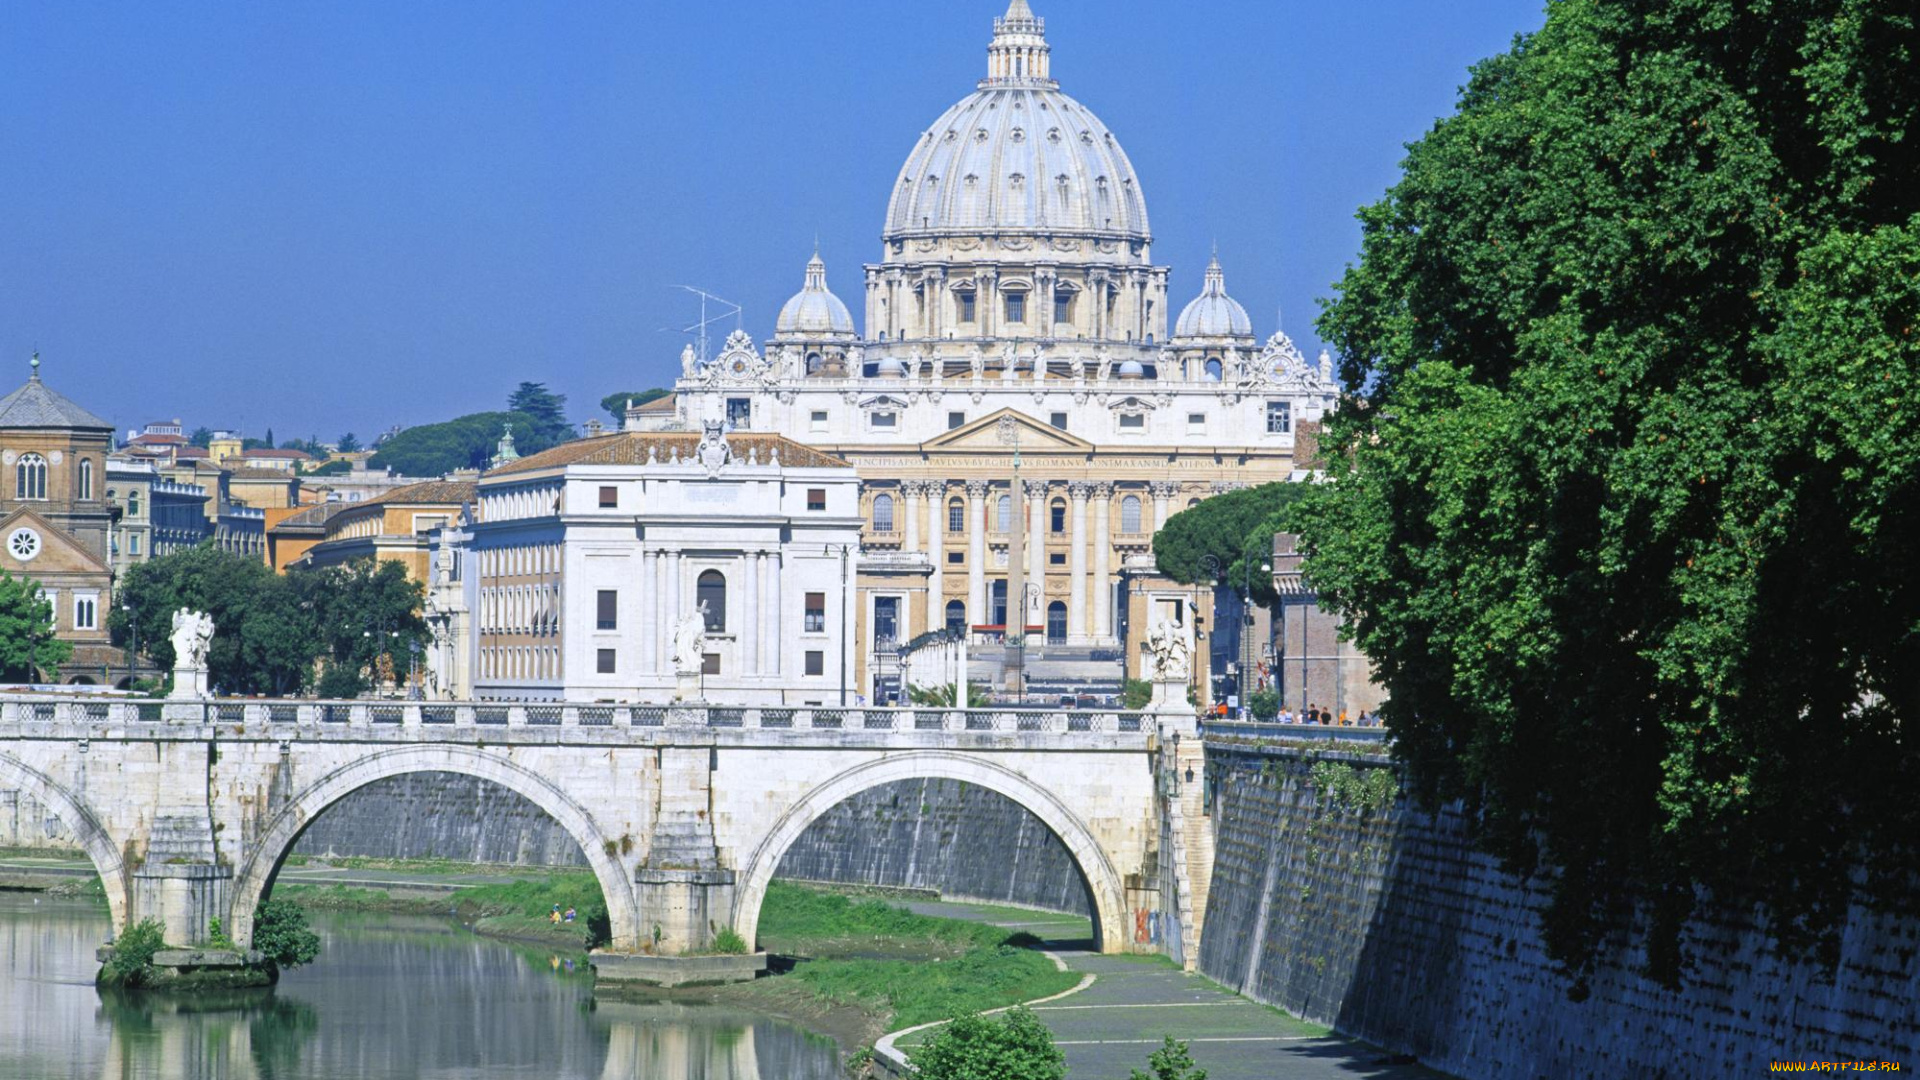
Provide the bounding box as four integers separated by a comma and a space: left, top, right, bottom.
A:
1294, 0, 1919, 989
366, 410, 550, 477
508, 381, 575, 445
599, 388, 671, 423
336, 432, 361, 453
111, 546, 426, 696
908, 1008, 1065, 1080
1152, 482, 1308, 606
0, 571, 72, 681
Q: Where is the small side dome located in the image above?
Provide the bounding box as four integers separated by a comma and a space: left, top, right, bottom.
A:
876, 355, 907, 377
1117, 359, 1146, 379
1174, 255, 1254, 340
776, 252, 857, 340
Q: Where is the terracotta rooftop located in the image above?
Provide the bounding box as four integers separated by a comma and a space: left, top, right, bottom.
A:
241, 448, 313, 460
487, 432, 848, 476
227, 467, 302, 481
269, 502, 344, 532
360, 478, 478, 507
629, 394, 676, 414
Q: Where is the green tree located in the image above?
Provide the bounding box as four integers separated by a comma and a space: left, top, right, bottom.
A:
600, 388, 671, 423
0, 571, 72, 681
508, 381, 575, 445
250, 901, 321, 971
908, 1008, 1065, 1080
1295, 0, 1920, 989
336, 432, 361, 453
111, 545, 315, 695
187, 426, 214, 448
908, 681, 990, 708
366, 410, 556, 476
292, 556, 428, 686
1152, 483, 1306, 606
1132, 1036, 1207, 1080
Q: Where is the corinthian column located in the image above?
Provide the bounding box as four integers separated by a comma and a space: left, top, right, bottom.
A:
1091, 481, 1114, 644
966, 479, 990, 630
1025, 480, 1046, 629
1067, 481, 1091, 643
1150, 480, 1179, 534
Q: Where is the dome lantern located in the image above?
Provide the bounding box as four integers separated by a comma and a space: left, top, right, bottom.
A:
775, 250, 857, 342
986, 0, 1053, 89
1174, 254, 1255, 341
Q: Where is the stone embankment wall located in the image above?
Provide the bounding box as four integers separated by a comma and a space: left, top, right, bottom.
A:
288, 774, 1091, 914
1198, 742, 1919, 1078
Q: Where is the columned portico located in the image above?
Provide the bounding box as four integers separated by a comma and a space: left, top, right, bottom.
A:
1067, 481, 1091, 643
965, 479, 990, 627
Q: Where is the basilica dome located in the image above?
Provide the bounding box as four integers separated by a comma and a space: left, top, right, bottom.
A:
1174, 256, 1253, 339
883, 2, 1150, 242
775, 252, 857, 340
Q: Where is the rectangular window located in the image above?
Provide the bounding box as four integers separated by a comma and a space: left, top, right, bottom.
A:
597, 590, 618, 630
805, 592, 827, 633
958, 291, 976, 322
129, 534, 141, 555
702, 653, 721, 675
810, 410, 829, 432
807, 488, 827, 512
598, 485, 618, 508
1266, 400, 1292, 434
1049, 412, 1068, 430
1054, 290, 1072, 324
726, 398, 752, 429
1188, 412, 1206, 434
596, 649, 616, 674
947, 411, 966, 430
1119, 414, 1145, 430
871, 411, 896, 430
1004, 292, 1026, 323
805, 650, 824, 676
948, 551, 964, 564
874, 596, 899, 644
74, 596, 97, 631
1049, 552, 1066, 565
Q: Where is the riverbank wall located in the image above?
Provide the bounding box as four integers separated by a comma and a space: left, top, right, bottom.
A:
1197, 739, 1918, 1078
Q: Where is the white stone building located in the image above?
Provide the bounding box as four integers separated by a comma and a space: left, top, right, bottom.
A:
430, 425, 863, 704
637, 2, 1340, 702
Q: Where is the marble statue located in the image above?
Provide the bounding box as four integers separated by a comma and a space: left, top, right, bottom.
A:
170, 609, 214, 671
672, 603, 710, 674
1143, 618, 1191, 682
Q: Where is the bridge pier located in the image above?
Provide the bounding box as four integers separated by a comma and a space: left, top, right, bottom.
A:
630, 740, 735, 956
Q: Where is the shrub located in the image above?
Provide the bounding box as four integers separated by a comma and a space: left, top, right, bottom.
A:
909, 1008, 1065, 1080
711, 927, 748, 955
1131, 1035, 1208, 1080
252, 901, 321, 971
1123, 679, 1153, 710
1246, 688, 1280, 720
109, 918, 167, 987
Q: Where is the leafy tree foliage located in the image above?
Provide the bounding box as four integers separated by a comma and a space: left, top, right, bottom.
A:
336, 432, 361, 453
1295, 0, 1919, 989
908, 681, 990, 708
305, 458, 353, 477
600, 388, 671, 422
187, 426, 214, 448
908, 1008, 1065, 1080
110, 547, 426, 696
1132, 1036, 1208, 1080
1152, 483, 1307, 605
508, 381, 575, 445
366, 410, 552, 476
0, 571, 72, 681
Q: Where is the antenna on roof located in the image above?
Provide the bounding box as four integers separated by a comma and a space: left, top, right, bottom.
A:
661, 286, 743, 366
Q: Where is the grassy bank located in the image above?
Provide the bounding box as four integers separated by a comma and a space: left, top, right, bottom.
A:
276, 870, 606, 950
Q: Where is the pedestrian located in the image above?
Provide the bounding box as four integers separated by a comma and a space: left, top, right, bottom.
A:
564, 906, 576, 923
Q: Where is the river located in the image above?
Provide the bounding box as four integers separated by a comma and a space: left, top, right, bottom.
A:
0, 893, 844, 1080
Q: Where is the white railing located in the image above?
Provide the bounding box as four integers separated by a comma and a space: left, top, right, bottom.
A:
0, 695, 1152, 736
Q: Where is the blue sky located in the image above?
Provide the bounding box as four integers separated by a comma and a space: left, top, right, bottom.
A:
0, 0, 1547, 441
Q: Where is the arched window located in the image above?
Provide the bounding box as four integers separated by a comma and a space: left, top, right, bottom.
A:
128, 490, 141, 516
697, 570, 727, 632
1204, 357, 1224, 382
807, 352, 823, 374
15, 454, 47, 501
78, 458, 93, 501
872, 493, 895, 532
1051, 498, 1066, 533
945, 600, 967, 633
1120, 495, 1142, 533
996, 494, 1012, 532
1047, 601, 1067, 643
948, 498, 965, 533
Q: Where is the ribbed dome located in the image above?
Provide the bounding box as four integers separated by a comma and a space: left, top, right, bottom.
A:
884, 3, 1149, 241
1175, 256, 1253, 339
775, 252, 857, 339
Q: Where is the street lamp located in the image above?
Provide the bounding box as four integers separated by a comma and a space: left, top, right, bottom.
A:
121, 602, 138, 690
1197, 554, 1224, 709
407, 639, 422, 701
1240, 539, 1272, 719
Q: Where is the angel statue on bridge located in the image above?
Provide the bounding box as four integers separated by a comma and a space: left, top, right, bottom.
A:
672, 603, 710, 675
169, 609, 214, 670
1143, 618, 1191, 683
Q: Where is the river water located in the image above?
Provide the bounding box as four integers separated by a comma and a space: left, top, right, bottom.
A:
0, 893, 843, 1080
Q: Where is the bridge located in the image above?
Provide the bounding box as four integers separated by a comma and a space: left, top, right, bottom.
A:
0, 695, 1210, 974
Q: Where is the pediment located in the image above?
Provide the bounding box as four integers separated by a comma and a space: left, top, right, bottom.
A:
921, 408, 1094, 453
0, 507, 110, 575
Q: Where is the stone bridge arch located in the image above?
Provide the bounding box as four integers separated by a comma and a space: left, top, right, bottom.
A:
227, 745, 639, 951
733, 751, 1127, 952
0, 752, 127, 933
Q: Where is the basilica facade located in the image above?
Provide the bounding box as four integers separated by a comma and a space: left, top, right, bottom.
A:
643, 2, 1337, 701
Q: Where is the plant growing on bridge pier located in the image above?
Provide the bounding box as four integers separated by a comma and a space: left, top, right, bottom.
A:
251, 901, 320, 972
1294, 0, 1920, 990
105, 918, 167, 988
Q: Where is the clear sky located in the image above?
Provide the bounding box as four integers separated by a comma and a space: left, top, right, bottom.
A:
0, 0, 1547, 441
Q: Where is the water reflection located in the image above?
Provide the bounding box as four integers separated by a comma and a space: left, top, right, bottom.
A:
0, 895, 842, 1080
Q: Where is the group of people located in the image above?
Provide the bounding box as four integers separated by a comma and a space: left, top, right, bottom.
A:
549, 904, 576, 925
1275, 705, 1380, 727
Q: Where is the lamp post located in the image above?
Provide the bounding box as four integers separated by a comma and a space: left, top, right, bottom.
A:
1198, 554, 1224, 708
1240, 539, 1272, 719
834, 542, 850, 706
407, 639, 422, 701
121, 602, 138, 690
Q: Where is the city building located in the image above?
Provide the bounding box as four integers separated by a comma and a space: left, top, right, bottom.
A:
640, 2, 1339, 703
294, 478, 475, 582
1270, 533, 1384, 719
157, 459, 267, 560
427, 425, 861, 704
234, 447, 313, 473
0, 358, 122, 683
